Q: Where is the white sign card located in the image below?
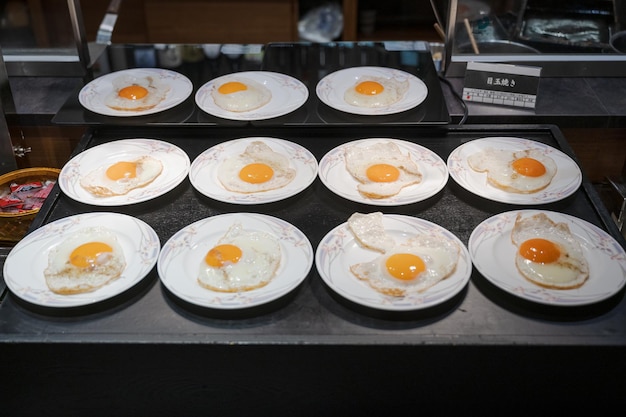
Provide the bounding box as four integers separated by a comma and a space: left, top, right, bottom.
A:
462, 62, 542, 108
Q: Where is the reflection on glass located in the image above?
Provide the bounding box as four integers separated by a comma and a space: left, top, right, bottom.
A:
0, 0, 76, 58
451, 0, 624, 55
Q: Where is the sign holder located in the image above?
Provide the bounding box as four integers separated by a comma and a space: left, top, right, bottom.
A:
462, 62, 542, 108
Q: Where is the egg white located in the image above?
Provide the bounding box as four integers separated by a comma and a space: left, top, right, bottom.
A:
467, 148, 557, 194
347, 212, 396, 253
197, 223, 281, 292
80, 155, 163, 197
350, 235, 460, 296
511, 212, 589, 289
43, 227, 126, 295
343, 76, 409, 108
344, 141, 422, 199
104, 74, 170, 111
217, 141, 296, 193
211, 77, 272, 112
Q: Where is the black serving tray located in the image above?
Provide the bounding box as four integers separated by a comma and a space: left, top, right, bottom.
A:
2, 123, 624, 321
52, 42, 450, 127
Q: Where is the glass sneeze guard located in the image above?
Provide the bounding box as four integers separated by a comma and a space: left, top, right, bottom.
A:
444, 0, 626, 76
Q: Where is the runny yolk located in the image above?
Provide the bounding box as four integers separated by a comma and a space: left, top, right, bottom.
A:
239, 163, 274, 184
519, 238, 560, 264
205, 244, 242, 267
512, 157, 546, 177
385, 253, 426, 281
118, 85, 148, 100
366, 164, 400, 182
106, 161, 137, 180
218, 81, 248, 94
70, 242, 113, 268
355, 81, 384, 96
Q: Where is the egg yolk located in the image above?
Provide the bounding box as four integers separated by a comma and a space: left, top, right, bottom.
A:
205, 244, 242, 267
70, 242, 113, 268
519, 238, 561, 264
239, 163, 274, 184
118, 85, 148, 100
218, 81, 248, 95
366, 164, 400, 182
512, 157, 546, 177
106, 161, 137, 180
385, 253, 426, 281
355, 81, 384, 96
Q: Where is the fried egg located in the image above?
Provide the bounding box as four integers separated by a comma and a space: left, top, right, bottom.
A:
344, 76, 409, 108
104, 74, 170, 112
347, 211, 460, 296
347, 212, 396, 253
467, 148, 557, 193
217, 141, 296, 193
43, 227, 126, 295
345, 141, 422, 199
197, 223, 281, 292
350, 236, 460, 297
80, 155, 163, 197
211, 77, 272, 112
511, 212, 589, 289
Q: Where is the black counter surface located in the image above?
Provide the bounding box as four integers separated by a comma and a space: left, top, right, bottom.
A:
1, 123, 625, 415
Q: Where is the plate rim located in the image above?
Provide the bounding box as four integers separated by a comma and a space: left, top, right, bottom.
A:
315, 65, 428, 115
468, 209, 626, 306
188, 137, 319, 205
59, 138, 190, 206
315, 213, 472, 311
157, 212, 314, 309
447, 136, 582, 205
3, 212, 160, 308
194, 70, 309, 121
318, 137, 449, 206
78, 68, 193, 117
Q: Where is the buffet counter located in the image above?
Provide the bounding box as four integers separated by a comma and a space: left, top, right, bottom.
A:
1, 42, 626, 415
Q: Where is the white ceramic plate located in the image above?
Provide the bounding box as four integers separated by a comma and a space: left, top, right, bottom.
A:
59, 138, 190, 206
469, 210, 626, 306
316, 214, 472, 311
3, 212, 160, 308
447, 137, 582, 204
189, 137, 318, 204
158, 213, 313, 309
79, 68, 193, 117
318, 138, 448, 206
195, 71, 309, 120
315, 66, 428, 115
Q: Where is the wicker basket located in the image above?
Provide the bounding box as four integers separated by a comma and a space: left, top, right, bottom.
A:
0, 167, 60, 243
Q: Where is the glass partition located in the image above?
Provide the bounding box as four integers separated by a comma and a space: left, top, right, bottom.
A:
0, 0, 93, 77
445, 0, 626, 76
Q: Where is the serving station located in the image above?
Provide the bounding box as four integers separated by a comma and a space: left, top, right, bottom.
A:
1, 41, 626, 415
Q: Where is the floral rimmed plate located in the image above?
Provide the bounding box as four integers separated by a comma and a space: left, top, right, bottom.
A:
468, 209, 626, 306
318, 138, 448, 206
3, 212, 160, 308
195, 71, 309, 120
315, 214, 471, 311
59, 138, 190, 206
158, 213, 313, 309
189, 137, 318, 204
79, 68, 193, 117
316, 66, 428, 115
447, 137, 582, 205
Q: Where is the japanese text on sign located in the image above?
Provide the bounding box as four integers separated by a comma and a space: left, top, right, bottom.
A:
486, 77, 516, 88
